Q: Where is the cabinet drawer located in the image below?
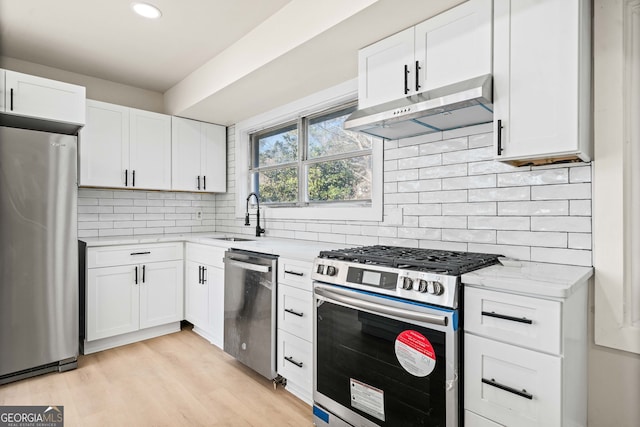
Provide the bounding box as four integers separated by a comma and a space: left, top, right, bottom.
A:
465, 410, 504, 427
277, 330, 312, 392
464, 334, 561, 427
186, 243, 226, 268
87, 242, 183, 268
465, 287, 562, 354
278, 258, 313, 291
278, 284, 312, 341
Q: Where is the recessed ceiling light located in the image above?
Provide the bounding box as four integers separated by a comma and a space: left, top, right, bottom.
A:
131, 2, 162, 19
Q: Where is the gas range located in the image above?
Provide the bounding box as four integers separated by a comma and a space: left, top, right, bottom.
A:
311, 245, 501, 309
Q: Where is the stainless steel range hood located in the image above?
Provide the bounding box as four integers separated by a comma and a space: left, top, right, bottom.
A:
344, 74, 493, 140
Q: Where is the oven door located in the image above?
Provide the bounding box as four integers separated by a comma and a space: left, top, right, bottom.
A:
313, 283, 459, 427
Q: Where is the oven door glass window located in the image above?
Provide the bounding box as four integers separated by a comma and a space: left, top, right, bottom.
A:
316, 299, 449, 426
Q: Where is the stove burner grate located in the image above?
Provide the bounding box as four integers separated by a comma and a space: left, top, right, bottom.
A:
318, 245, 501, 276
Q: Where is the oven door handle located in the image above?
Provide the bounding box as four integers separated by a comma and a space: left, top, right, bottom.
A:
314, 285, 448, 327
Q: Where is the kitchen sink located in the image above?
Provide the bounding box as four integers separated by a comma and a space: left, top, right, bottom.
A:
211, 236, 254, 242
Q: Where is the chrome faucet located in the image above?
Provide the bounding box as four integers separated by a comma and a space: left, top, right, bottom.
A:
245, 192, 265, 237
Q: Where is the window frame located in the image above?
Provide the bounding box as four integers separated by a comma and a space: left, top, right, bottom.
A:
234, 79, 383, 222
249, 102, 374, 207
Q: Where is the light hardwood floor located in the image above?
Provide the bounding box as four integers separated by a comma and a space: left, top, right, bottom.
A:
0, 327, 313, 426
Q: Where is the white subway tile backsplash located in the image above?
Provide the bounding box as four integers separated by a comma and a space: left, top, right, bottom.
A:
531, 183, 591, 200
443, 122, 492, 138
570, 165, 592, 183
398, 227, 442, 240
419, 190, 467, 203
384, 169, 420, 182
497, 169, 568, 187
570, 200, 592, 216
379, 238, 419, 247
468, 186, 530, 202
346, 235, 379, 246
401, 204, 442, 216
386, 145, 420, 160
442, 146, 494, 165
468, 216, 530, 230
78, 189, 215, 237
467, 243, 531, 261
468, 132, 493, 148
419, 216, 467, 229
442, 202, 496, 216
386, 192, 420, 204
442, 174, 496, 190
497, 231, 567, 248
403, 216, 419, 227
443, 229, 496, 244
468, 160, 524, 175
530, 247, 592, 266
398, 132, 443, 147
398, 154, 442, 169
569, 233, 592, 250
419, 240, 469, 251
398, 179, 442, 192
531, 216, 591, 232
384, 160, 399, 172
498, 201, 569, 216
419, 164, 468, 179
419, 138, 467, 155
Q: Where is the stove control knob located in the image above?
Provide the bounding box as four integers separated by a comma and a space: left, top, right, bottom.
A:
326, 266, 337, 276
401, 277, 413, 290
417, 279, 428, 293
427, 281, 444, 296
316, 264, 325, 274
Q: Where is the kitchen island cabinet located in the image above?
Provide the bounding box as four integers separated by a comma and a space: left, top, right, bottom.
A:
462, 261, 592, 427
80, 99, 171, 190
82, 242, 183, 354
493, 0, 591, 165
171, 116, 226, 193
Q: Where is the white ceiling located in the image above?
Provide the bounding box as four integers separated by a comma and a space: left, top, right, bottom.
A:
0, 0, 465, 125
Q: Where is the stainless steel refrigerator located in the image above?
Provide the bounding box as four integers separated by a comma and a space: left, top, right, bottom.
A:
0, 126, 78, 384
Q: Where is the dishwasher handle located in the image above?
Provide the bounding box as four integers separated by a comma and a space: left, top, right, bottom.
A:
223, 257, 271, 273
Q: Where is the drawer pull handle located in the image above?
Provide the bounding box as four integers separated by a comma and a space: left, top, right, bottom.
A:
285, 270, 304, 277
284, 356, 303, 368
131, 251, 151, 256
134, 266, 138, 285
482, 378, 533, 400
284, 308, 304, 317
481, 311, 532, 324
198, 266, 203, 284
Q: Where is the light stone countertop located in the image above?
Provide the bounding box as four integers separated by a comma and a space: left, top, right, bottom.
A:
461, 258, 594, 299
79, 233, 348, 262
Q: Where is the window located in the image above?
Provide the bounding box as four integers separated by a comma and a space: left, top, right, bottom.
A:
249, 104, 376, 206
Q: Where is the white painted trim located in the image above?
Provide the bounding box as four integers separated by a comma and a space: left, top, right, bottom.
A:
82, 322, 181, 354
234, 79, 384, 222
593, 0, 640, 354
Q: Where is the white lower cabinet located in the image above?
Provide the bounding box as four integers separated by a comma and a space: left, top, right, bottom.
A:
463, 282, 588, 427
465, 334, 561, 427
276, 258, 314, 404
84, 243, 184, 353
184, 243, 226, 348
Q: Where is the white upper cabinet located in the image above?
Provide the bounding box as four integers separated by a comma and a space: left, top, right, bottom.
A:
172, 116, 226, 193
129, 108, 172, 190
357, 0, 492, 109
79, 100, 172, 190
493, 0, 591, 164
80, 100, 130, 188
414, 0, 492, 92
358, 28, 415, 109
2, 69, 85, 125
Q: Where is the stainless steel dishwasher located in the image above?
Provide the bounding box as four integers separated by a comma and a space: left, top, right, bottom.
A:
223, 249, 278, 380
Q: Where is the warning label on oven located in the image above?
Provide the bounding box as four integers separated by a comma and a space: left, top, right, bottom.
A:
350, 378, 385, 421
394, 330, 436, 377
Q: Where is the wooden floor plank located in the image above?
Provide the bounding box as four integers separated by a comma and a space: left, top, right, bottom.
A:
0, 329, 313, 426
